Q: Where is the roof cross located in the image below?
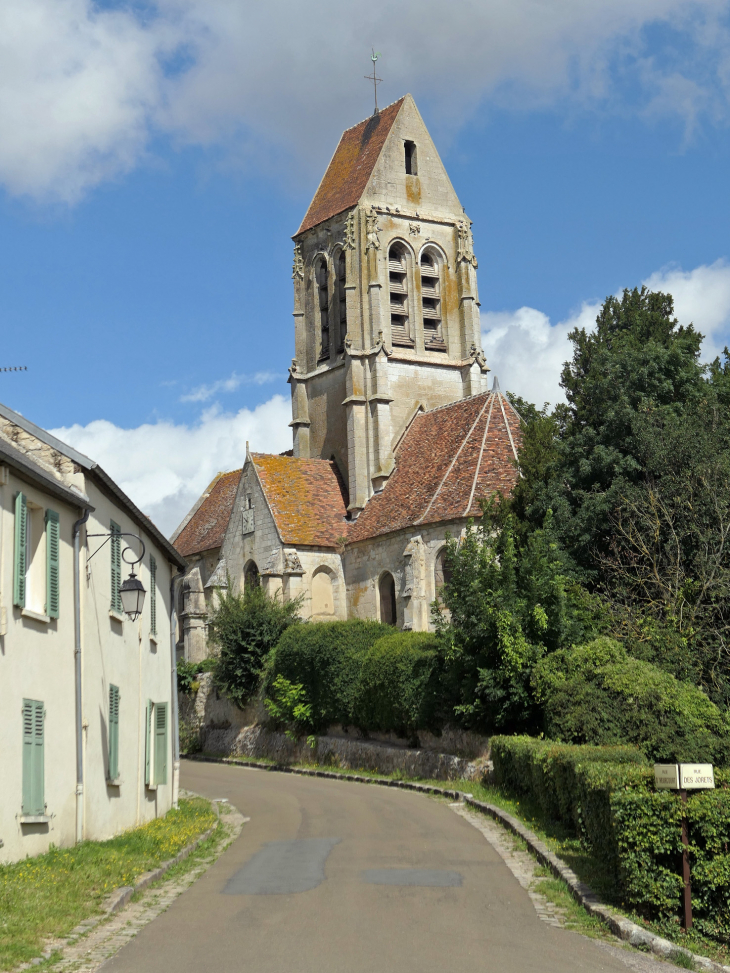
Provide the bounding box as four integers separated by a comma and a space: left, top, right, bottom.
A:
364, 50, 382, 116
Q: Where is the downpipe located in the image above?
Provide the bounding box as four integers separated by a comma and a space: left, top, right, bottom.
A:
170, 570, 185, 809
73, 508, 90, 844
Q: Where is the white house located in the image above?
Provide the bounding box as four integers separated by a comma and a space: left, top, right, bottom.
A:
0, 402, 187, 863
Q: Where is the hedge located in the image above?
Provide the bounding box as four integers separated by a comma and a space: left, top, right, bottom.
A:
352, 632, 440, 739
492, 735, 730, 940
265, 620, 392, 730
533, 638, 730, 764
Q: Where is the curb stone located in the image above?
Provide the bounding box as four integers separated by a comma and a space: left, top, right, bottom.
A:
185, 753, 730, 973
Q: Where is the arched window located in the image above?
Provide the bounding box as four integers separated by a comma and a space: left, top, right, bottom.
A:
434, 548, 453, 602
379, 572, 397, 626
420, 248, 446, 351
388, 243, 412, 347
244, 561, 259, 591
337, 251, 347, 352
312, 570, 334, 615
316, 257, 329, 361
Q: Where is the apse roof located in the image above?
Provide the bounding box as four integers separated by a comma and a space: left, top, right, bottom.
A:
174, 469, 243, 557
347, 385, 522, 543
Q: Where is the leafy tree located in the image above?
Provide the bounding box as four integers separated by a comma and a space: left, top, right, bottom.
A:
210, 584, 302, 707
434, 503, 604, 733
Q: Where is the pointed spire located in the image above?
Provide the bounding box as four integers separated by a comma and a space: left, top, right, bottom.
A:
492, 375, 501, 393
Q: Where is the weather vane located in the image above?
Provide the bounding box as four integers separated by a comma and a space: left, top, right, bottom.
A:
365, 49, 382, 116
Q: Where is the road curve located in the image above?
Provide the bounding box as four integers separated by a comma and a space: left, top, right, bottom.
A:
102, 760, 655, 973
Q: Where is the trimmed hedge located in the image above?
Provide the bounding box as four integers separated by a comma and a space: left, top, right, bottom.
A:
265, 620, 392, 731
533, 638, 730, 764
353, 632, 440, 739
492, 735, 730, 941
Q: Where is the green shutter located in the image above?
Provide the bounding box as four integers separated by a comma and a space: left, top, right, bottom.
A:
110, 521, 122, 613
154, 702, 168, 786
145, 700, 152, 785
45, 510, 60, 618
108, 684, 120, 780
14, 492, 27, 608
149, 555, 157, 636
22, 699, 44, 815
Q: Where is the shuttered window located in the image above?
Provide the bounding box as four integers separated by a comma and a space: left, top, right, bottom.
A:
316, 257, 329, 361
149, 555, 157, 636
336, 251, 347, 353
14, 492, 27, 608
110, 521, 122, 613
154, 702, 168, 786
420, 250, 446, 351
45, 509, 60, 618
389, 244, 412, 346
108, 684, 120, 781
22, 698, 45, 815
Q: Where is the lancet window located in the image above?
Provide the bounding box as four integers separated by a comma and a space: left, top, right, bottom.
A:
420, 248, 446, 351
388, 243, 412, 347
316, 257, 329, 361
337, 250, 347, 352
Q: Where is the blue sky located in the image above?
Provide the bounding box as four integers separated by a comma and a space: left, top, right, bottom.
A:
2, 0, 730, 532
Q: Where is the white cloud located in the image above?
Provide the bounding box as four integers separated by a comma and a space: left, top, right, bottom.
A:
179, 371, 279, 403
50, 394, 292, 536
482, 259, 730, 407
2, 0, 730, 200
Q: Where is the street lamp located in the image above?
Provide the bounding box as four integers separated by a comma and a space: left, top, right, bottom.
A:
87, 530, 147, 621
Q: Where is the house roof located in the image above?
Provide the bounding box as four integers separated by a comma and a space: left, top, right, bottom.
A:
174, 469, 243, 557
252, 454, 349, 548
348, 385, 522, 543
0, 401, 186, 568
0, 438, 94, 512
295, 97, 405, 236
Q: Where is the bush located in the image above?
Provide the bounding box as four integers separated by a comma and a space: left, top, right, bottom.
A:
176, 657, 216, 695
353, 632, 441, 740
491, 735, 730, 940
211, 585, 302, 707
533, 637, 730, 764
265, 619, 392, 731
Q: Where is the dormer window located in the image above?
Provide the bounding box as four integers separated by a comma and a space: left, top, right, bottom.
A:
337, 251, 347, 352
316, 257, 329, 361
388, 244, 413, 347
404, 140, 417, 176
420, 248, 446, 351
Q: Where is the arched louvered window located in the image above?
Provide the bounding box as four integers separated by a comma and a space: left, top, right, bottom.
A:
337, 251, 347, 352
420, 248, 446, 351
389, 243, 412, 346
316, 257, 329, 361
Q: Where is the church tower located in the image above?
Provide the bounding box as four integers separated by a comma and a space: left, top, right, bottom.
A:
289, 94, 489, 517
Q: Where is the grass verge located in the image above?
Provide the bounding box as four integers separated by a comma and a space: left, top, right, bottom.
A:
0, 797, 217, 971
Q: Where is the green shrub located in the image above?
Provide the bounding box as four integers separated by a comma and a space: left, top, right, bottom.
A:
265, 619, 392, 731
491, 735, 730, 940
211, 585, 302, 707
264, 675, 315, 743
533, 638, 730, 764
176, 657, 217, 695
353, 631, 441, 740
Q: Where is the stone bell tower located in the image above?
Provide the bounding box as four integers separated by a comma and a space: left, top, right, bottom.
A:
288, 93, 489, 517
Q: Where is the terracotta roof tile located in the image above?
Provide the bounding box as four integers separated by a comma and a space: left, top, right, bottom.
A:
253, 454, 349, 547
295, 98, 405, 236
348, 390, 522, 543
174, 470, 242, 557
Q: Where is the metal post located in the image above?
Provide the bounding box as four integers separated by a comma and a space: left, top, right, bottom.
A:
680, 789, 692, 930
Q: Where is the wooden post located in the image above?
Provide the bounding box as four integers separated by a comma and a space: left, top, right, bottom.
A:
680, 789, 692, 931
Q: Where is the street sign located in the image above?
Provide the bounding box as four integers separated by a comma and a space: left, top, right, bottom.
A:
654, 764, 680, 790
679, 764, 715, 789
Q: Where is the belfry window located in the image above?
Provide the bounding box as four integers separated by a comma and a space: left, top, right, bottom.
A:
388, 244, 412, 347
316, 257, 329, 361
420, 249, 446, 351
337, 251, 347, 352
404, 140, 417, 176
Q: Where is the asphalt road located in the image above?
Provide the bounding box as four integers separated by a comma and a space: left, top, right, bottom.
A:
103, 761, 668, 973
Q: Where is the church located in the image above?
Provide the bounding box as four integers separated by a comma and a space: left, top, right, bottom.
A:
172, 94, 522, 662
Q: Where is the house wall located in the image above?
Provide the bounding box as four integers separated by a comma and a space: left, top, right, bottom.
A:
0, 457, 177, 863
